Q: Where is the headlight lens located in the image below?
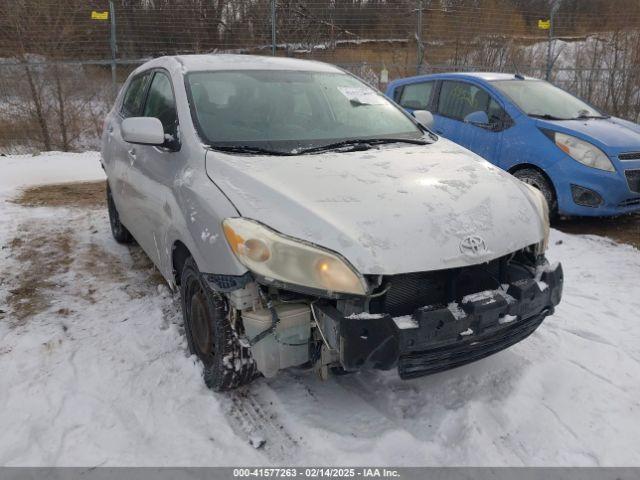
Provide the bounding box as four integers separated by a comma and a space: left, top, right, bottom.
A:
554, 132, 615, 172
523, 183, 550, 254
223, 218, 367, 296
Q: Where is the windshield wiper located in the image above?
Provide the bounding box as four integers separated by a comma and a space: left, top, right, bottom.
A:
367, 138, 430, 146
210, 145, 292, 156
528, 113, 571, 121
572, 114, 610, 120
296, 138, 429, 155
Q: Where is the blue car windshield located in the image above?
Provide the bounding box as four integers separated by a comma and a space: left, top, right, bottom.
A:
491, 79, 604, 120
186, 70, 424, 153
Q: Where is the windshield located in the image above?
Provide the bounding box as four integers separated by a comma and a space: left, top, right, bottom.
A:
491, 79, 603, 120
186, 70, 423, 153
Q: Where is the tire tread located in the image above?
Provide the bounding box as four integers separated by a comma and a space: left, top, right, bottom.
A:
180, 257, 258, 391
106, 182, 134, 244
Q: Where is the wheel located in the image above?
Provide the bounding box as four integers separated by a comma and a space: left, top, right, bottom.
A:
512, 168, 558, 217
330, 365, 354, 376
106, 182, 134, 244
180, 257, 258, 391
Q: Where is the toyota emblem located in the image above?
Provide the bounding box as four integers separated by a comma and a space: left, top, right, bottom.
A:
460, 235, 488, 256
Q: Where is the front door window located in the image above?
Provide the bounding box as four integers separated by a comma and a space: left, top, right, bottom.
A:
143, 71, 179, 143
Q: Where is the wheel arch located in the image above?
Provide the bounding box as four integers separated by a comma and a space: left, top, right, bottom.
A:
172, 240, 192, 288
508, 163, 560, 216
508, 163, 557, 195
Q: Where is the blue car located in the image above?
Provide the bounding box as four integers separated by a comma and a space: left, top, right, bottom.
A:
385, 72, 640, 217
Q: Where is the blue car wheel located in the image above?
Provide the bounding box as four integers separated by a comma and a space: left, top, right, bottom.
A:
512, 167, 558, 217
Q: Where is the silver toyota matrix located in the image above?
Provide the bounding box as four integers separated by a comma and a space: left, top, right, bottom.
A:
101, 55, 563, 391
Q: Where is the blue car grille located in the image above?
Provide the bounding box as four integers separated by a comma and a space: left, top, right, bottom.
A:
619, 198, 640, 207
619, 152, 640, 161
625, 169, 640, 194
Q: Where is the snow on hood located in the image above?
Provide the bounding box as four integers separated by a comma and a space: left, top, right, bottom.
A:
206, 139, 545, 275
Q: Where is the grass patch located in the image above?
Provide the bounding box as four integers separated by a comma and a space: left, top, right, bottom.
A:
13, 181, 106, 208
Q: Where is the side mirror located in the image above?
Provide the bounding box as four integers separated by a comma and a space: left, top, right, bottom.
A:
464, 110, 490, 127
412, 110, 434, 129
122, 117, 165, 146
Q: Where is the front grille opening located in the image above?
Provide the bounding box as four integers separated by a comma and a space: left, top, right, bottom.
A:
619, 197, 640, 207
619, 152, 640, 161
368, 249, 539, 318
369, 257, 504, 317
375, 271, 448, 317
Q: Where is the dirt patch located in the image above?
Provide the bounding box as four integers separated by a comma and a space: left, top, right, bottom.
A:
128, 245, 166, 287
6, 223, 167, 324
13, 181, 106, 208
76, 242, 165, 301
81, 243, 128, 284
4, 180, 171, 325
6, 224, 75, 324
555, 213, 640, 249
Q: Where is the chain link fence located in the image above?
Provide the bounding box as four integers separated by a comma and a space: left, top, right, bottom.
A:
2, 1, 640, 153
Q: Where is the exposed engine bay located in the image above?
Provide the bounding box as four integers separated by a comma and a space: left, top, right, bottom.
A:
207, 246, 563, 380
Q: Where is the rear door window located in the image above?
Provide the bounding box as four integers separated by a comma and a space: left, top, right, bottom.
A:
121, 73, 150, 117
437, 81, 490, 121
398, 81, 434, 110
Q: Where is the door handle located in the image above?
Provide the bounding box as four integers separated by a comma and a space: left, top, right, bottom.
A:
127, 148, 136, 161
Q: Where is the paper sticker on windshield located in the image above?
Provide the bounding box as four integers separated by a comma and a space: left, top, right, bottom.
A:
338, 87, 386, 105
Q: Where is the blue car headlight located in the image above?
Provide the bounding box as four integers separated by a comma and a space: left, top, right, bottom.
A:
553, 132, 615, 172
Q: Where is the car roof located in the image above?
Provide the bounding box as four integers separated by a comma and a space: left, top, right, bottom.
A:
388, 71, 539, 87
133, 54, 343, 75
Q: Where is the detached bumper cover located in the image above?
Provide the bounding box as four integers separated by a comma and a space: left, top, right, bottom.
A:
322, 262, 563, 379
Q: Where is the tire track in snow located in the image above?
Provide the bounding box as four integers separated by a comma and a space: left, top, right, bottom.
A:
221, 387, 301, 462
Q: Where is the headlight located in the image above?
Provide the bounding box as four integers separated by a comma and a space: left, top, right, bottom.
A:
222, 217, 367, 296
523, 183, 550, 254
554, 132, 615, 172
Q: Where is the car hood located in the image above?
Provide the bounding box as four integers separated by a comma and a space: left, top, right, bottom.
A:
205, 139, 545, 275
538, 117, 640, 151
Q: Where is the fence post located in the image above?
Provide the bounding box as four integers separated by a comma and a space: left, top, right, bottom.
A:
546, 0, 561, 81
271, 0, 277, 56
545, 12, 553, 80
416, 0, 423, 75
109, 0, 118, 99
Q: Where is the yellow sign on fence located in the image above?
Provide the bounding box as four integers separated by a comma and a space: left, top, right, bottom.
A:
538, 19, 551, 30
91, 11, 109, 21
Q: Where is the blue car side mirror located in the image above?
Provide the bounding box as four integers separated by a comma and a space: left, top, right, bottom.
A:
464, 110, 490, 127
412, 110, 434, 129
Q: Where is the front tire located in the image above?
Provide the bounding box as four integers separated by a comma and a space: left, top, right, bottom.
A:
512, 168, 558, 217
106, 182, 134, 244
180, 257, 257, 391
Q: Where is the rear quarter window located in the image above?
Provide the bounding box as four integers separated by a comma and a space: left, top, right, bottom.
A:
398, 81, 434, 110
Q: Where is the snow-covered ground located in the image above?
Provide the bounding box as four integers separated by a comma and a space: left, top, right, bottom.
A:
1, 152, 640, 466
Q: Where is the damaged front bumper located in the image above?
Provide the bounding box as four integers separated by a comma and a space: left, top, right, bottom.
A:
315, 262, 563, 379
